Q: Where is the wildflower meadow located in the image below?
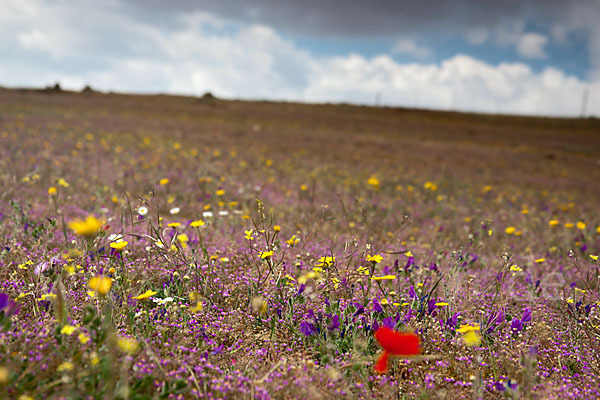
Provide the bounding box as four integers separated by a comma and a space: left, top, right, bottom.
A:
0, 88, 599, 399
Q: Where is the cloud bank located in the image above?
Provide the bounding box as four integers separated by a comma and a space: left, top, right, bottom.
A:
0, 0, 598, 116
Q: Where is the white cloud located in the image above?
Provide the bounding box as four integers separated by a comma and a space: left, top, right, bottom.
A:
0, 0, 598, 117
516, 32, 548, 59
305, 53, 599, 116
391, 39, 433, 59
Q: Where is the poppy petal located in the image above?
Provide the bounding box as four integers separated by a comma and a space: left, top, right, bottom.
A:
374, 350, 389, 374
375, 327, 420, 355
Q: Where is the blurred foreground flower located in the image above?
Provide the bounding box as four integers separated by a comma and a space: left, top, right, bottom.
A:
68, 215, 104, 238
374, 327, 420, 374
457, 324, 481, 346
88, 275, 112, 295
116, 336, 138, 354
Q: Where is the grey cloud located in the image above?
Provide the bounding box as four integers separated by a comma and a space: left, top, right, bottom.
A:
130, 0, 599, 38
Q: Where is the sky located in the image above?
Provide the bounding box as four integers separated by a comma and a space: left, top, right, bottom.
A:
2, 0, 600, 117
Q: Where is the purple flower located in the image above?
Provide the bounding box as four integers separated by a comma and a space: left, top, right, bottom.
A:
446, 312, 460, 330
382, 317, 395, 329
34, 261, 49, 275
521, 307, 532, 324
326, 315, 340, 331
486, 308, 505, 334
300, 321, 317, 336
511, 319, 523, 332
408, 286, 417, 300
0, 293, 20, 319
427, 299, 437, 315
353, 304, 365, 317
372, 298, 383, 313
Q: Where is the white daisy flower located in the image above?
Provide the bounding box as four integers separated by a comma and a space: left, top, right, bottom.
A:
170, 207, 180, 215
138, 206, 149, 216
108, 233, 123, 242
152, 297, 174, 305
202, 211, 213, 218
218, 210, 229, 216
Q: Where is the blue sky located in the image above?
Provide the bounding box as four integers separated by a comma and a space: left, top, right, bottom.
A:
1, 0, 599, 116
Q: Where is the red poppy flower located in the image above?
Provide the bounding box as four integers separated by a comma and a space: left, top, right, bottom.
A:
374, 327, 420, 374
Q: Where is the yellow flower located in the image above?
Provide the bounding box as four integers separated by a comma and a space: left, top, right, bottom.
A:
534, 258, 546, 264
380, 299, 389, 305
48, 186, 57, 195
565, 222, 574, 228
190, 220, 205, 227
423, 181, 437, 191
367, 176, 380, 188
190, 301, 203, 313
371, 275, 396, 281
167, 222, 181, 228
259, 251, 274, 259
109, 240, 128, 250
60, 325, 77, 336
57, 361, 74, 372
273, 225, 281, 232
596, 226, 600, 234
298, 271, 317, 284
215, 189, 225, 196
134, 290, 157, 300
549, 219, 559, 227
463, 330, 481, 347
159, 178, 169, 185
435, 302, 449, 307
504, 226, 516, 235
316, 256, 336, 267
68, 215, 104, 237
590, 255, 598, 261
88, 275, 112, 295
576, 221, 586, 230
78, 333, 90, 344
58, 178, 69, 187
456, 324, 480, 333
116, 336, 138, 354
16, 292, 32, 301
286, 235, 300, 246
366, 254, 383, 264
